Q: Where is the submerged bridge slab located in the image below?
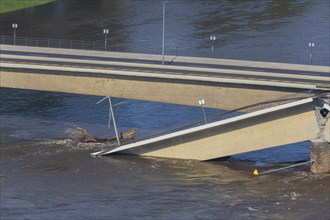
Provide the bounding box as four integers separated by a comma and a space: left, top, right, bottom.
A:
93, 98, 327, 161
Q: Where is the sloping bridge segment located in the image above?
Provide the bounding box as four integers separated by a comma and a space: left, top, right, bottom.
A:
93, 96, 329, 161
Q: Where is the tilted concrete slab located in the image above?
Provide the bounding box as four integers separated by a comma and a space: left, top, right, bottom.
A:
93, 98, 325, 161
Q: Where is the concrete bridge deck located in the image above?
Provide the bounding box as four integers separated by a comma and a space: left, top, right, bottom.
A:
1, 45, 329, 110
92, 97, 329, 161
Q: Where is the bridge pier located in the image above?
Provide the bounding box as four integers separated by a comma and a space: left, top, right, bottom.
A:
310, 141, 330, 174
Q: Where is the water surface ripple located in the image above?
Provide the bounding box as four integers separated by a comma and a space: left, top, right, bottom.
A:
0, 0, 329, 219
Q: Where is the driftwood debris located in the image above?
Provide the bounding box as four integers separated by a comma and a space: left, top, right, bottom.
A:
66, 127, 137, 143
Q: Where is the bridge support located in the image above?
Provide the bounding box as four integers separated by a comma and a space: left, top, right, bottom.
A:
310, 141, 330, 174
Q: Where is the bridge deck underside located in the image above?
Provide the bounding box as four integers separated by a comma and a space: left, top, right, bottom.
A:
0, 68, 308, 110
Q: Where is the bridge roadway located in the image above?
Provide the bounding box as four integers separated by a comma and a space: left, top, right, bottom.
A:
0, 45, 329, 110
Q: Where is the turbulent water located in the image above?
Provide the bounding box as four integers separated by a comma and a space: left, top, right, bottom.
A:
1, 140, 329, 220
0, 0, 329, 219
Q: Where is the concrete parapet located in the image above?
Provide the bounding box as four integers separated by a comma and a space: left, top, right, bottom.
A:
310, 140, 330, 174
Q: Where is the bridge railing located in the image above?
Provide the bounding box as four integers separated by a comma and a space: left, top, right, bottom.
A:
0, 35, 177, 56
1, 35, 329, 65
0, 35, 131, 52
0, 35, 197, 58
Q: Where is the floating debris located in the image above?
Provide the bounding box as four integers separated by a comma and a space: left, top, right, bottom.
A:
64, 127, 137, 150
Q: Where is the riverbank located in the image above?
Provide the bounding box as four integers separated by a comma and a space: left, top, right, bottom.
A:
0, 0, 54, 14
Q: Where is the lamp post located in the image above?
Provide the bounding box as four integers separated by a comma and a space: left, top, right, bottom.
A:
162, 0, 168, 65
198, 99, 207, 124
108, 96, 120, 146
12, 23, 18, 45
103, 29, 109, 51
210, 35, 216, 58
308, 42, 315, 65
96, 96, 121, 146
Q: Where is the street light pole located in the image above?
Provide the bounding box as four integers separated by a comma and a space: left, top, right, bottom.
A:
309, 42, 315, 65
12, 23, 18, 45
198, 99, 207, 124
96, 96, 121, 146
210, 35, 216, 58
108, 97, 121, 146
103, 29, 109, 51
162, 0, 168, 65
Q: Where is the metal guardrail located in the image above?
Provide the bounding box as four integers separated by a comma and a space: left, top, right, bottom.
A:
0, 35, 178, 55
1, 35, 135, 52
1, 35, 328, 65
0, 35, 217, 58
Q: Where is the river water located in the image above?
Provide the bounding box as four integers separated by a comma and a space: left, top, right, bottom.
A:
0, 0, 329, 219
